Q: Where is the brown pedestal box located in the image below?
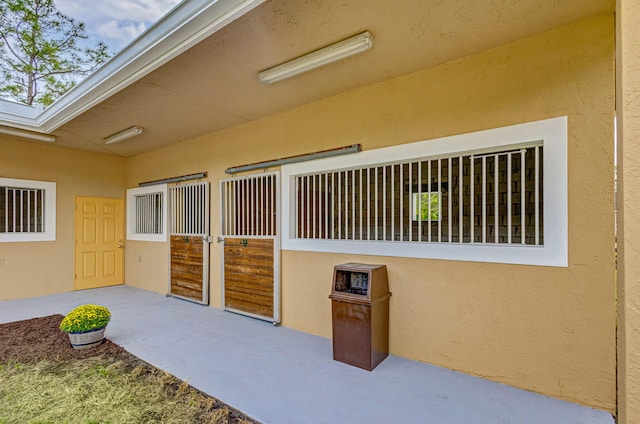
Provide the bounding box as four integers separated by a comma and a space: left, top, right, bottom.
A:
329, 263, 391, 371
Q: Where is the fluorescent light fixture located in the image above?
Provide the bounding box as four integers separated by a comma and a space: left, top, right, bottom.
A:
258, 31, 373, 84
0, 125, 56, 142
104, 126, 143, 145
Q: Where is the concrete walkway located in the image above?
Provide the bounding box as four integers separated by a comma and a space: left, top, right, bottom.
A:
0, 286, 614, 424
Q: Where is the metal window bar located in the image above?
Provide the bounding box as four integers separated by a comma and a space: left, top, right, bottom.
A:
507, 153, 512, 244
470, 156, 475, 243
494, 154, 499, 243
535, 146, 540, 245
324, 173, 329, 239
424, 161, 429, 241
391, 165, 395, 241
352, 169, 356, 240
382, 166, 387, 241
358, 169, 362, 240
304, 175, 311, 238
417, 161, 422, 242
259, 176, 263, 236
263, 177, 267, 237
437, 159, 441, 243
366, 168, 370, 240
0, 187, 45, 234
345, 170, 350, 239
482, 156, 487, 243
521, 149, 526, 244
337, 172, 342, 239
294, 177, 300, 238
459, 156, 463, 243
448, 157, 452, 243
375, 167, 379, 241
293, 144, 542, 246
408, 162, 413, 242
312, 174, 316, 239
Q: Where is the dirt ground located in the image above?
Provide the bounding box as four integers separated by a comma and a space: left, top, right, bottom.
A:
0, 314, 259, 423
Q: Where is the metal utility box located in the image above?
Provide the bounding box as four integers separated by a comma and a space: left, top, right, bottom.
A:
329, 263, 391, 371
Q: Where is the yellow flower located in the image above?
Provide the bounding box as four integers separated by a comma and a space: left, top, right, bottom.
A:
59, 304, 111, 333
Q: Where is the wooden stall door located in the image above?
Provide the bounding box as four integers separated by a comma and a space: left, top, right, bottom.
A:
170, 235, 205, 301
169, 181, 210, 304
223, 238, 274, 318
220, 172, 280, 323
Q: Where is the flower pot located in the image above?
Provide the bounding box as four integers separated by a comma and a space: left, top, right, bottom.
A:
67, 326, 106, 350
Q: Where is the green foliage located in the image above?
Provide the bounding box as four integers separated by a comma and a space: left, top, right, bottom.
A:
414, 192, 440, 221
59, 304, 111, 334
0, 0, 111, 106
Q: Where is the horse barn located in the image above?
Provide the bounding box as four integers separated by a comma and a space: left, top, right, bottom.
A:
1, 0, 640, 422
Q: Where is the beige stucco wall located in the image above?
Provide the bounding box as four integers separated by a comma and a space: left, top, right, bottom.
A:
616, 0, 640, 422
124, 240, 169, 293
0, 138, 125, 300
125, 15, 615, 411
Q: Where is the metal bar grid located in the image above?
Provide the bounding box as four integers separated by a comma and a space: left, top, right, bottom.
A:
291, 144, 542, 246
0, 186, 45, 233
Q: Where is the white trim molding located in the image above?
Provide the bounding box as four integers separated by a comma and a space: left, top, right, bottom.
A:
126, 184, 168, 242
0, 0, 267, 133
281, 117, 568, 267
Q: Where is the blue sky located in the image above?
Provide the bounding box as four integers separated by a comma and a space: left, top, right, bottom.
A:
56, 0, 182, 54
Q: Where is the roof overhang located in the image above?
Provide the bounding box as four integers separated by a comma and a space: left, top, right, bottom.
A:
0, 0, 265, 135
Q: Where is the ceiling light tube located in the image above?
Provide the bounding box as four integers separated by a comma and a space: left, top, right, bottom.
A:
258, 31, 373, 84
104, 126, 144, 145
0, 126, 56, 142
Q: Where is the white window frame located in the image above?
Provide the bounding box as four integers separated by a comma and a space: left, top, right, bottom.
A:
0, 177, 56, 242
281, 116, 567, 267
126, 184, 168, 242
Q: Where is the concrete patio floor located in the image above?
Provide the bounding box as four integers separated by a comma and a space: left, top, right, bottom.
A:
0, 285, 614, 424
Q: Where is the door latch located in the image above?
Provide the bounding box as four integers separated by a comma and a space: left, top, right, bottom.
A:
240, 239, 249, 247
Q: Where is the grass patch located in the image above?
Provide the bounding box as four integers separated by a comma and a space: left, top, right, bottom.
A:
0, 355, 250, 424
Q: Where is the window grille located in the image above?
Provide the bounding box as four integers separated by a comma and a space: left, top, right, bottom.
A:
169, 182, 209, 236
221, 173, 277, 237
0, 186, 45, 233
294, 144, 543, 246
126, 184, 167, 242
0, 178, 56, 242
134, 192, 163, 234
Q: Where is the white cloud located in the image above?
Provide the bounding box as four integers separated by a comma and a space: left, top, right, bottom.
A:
96, 20, 148, 47
55, 0, 181, 52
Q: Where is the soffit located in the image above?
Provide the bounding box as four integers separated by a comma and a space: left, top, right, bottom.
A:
17, 0, 615, 156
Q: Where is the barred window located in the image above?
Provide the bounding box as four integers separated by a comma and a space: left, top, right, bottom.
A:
294, 145, 543, 245
126, 185, 168, 242
0, 178, 56, 242
135, 192, 163, 234
1, 187, 45, 233
282, 117, 567, 267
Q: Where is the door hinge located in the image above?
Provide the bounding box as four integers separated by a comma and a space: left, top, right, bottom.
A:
216, 236, 224, 244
